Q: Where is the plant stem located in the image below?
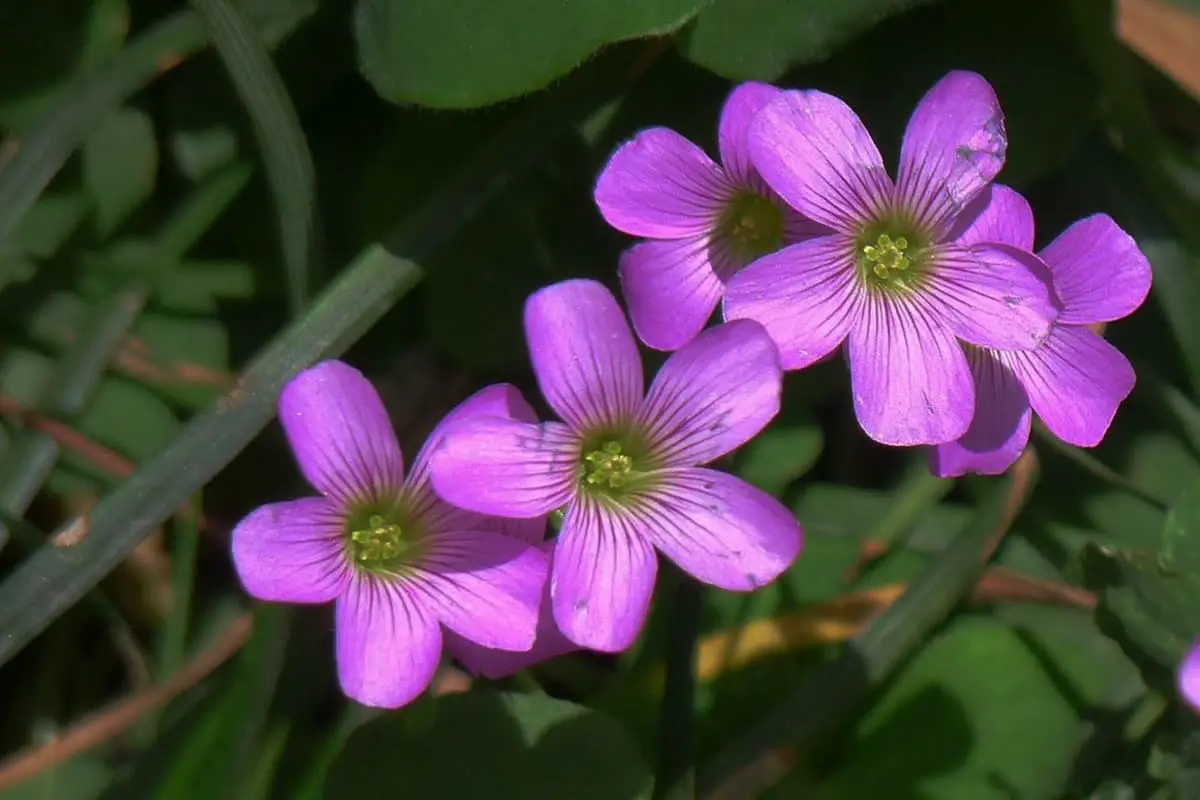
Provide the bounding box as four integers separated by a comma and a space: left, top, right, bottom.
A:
654, 571, 705, 800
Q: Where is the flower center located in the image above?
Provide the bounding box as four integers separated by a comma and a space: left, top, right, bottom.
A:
583, 441, 634, 489
576, 431, 658, 501
718, 192, 785, 263
863, 233, 911, 278
348, 514, 407, 564
855, 219, 929, 293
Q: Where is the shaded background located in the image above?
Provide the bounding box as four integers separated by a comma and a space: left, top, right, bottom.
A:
0, 0, 1199, 797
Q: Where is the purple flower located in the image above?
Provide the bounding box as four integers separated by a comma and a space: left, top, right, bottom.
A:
448, 539, 580, 679
428, 279, 803, 652
930, 187, 1152, 476
594, 82, 824, 352
1180, 638, 1200, 713
723, 71, 1060, 446
230, 361, 549, 708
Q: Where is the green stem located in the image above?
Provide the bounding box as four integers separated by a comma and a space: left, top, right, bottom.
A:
654, 572, 704, 800
1034, 425, 1169, 510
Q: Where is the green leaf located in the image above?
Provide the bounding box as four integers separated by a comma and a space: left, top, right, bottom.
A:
735, 423, 823, 498
354, 0, 707, 108
192, 0, 319, 316
682, 0, 932, 82
816, 618, 1113, 799
1086, 476, 1200, 670
82, 107, 158, 235
325, 691, 652, 800
1150, 713, 1200, 798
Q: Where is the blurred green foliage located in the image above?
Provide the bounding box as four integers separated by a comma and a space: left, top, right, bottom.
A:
0, 0, 1198, 797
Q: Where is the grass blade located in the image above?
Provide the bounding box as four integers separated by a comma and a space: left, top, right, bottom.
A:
192, 0, 319, 316
0, 249, 418, 666
0, 285, 147, 552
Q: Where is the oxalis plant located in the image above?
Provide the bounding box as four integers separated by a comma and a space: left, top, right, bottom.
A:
0, 1, 1199, 798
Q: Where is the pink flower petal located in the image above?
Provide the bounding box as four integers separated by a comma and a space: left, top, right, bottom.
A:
335, 580, 442, 709
551, 500, 658, 652
409, 383, 538, 488
279, 361, 405, 505
594, 128, 734, 238
1178, 638, 1200, 713
231, 497, 351, 604
1038, 214, 1153, 326
897, 71, 1006, 234
446, 541, 579, 679
636, 468, 801, 590
944, 184, 1034, 249
639, 320, 781, 467
723, 235, 861, 370
748, 90, 892, 231
428, 417, 578, 519
718, 81, 783, 184
924, 243, 1057, 351
847, 297, 974, 446
525, 279, 644, 430
618, 237, 724, 352
929, 348, 1031, 477
1002, 326, 1136, 448
414, 530, 547, 652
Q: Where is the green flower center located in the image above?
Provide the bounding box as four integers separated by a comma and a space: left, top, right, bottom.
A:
349, 514, 407, 563
855, 219, 930, 293
718, 192, 785, 263
577, 432, 657, 501
583, 441, 634, 489
863, 233, 911, 277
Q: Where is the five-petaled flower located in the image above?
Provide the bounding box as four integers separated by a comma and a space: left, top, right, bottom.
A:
594, 82, 824, 352
930, 186, 1152, 476
723, 71, 1060, 447
428, 279, 803, 652
230, 361, 550, 708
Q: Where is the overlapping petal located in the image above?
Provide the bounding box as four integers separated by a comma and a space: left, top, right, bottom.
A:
723, 235, 860, 370
415, 530, 547, 652
335, 580, 442, 709
897, 71, 1007, 234
847, 297, 974, 446
446, 542, 578, 679
1002, 326, 1136, 447
634, 468, 801, 590
231, 497, 351, 604
429, 417, 578, 519
718, 81, 783, 185
1038, 214, 1153, 325
279, 361, 405, 505
639, 320, 781, 467
924, 243, 1057, 351
945, 184, 1034, 250
594, 128, 734, 238
618, 237, 724, 352
525, 280, 643, 430
551, 500, 657, 652
409, 383, 537, 488
929, 348, 1031, 477
748, 91, 892, 230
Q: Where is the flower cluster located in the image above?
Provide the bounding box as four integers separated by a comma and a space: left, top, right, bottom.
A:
229, 69, 1153, 710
